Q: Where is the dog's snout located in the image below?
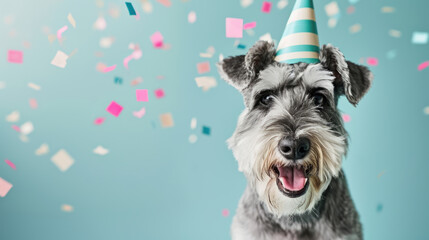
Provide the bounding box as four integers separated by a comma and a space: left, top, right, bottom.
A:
278, 137, 311, 160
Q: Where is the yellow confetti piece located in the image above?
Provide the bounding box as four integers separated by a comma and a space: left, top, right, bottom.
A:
160, 113, 174, 128
349, 24, 362, 34
389, 29, 401, 38
67, 13, 76, 28
381, 6, 395, 13
61, 204, 74, 212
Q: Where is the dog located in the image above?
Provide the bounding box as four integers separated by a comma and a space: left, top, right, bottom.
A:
217, 40, 373, 240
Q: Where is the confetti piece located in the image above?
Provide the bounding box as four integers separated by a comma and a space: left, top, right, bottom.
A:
51, 51, 69, 68
243, 22, 256, 30
160, 113, 174, 128
325, 1, 339, 17
51, 149, 75, 172
28, 82, 41, 91
349, 24, 361, 34
377, 170, 386, 178
7, 50, 23, 64
6, 111, 19, 122
222, 209, 230, 217
96, 0, 104, 8
277, 0, 288, 9
197, 62, 210, 74
200, 46, 215, 58
189, 134, 197, 143
0, 177, 13, 197
35, 144, 49, 156
57, 25, 68, 40
94, 117, 105, 125
154, 89, 165, 99
261, 1, 272, 13
136, 89, 149, 101
150, 32, 164, 48
157, 0, 171, 7
423, 106, 429, 115
188, 11, 196, 23
0, 81, 5, 90
389, 29, 401, 38
195, 76, 217, 91
328, 18, 338, 28
418, 61, 429, 71
114, 77, 123, 84
347, 6, 355, 14
100, 37, 115, 48
367, 57, 378, 66
103, 64, 117, 73
202, 126, 211, 135
67, 13, 76, 28
93, 16, 107, 30
141, 0, 153, 13
123, 44, 142, 69
61, 204, 74, 212
381, 6, 395, 13
412, 32, 428, 44
259, 33, 273, 42
131, 77, 143, 86
133, 107, 146, 118
4, 159, 16, 170
226, 18, 243, 38
125, 2, 136, 15
237, 44, 246, 49
376, 203, 383, 212
29, 98, 38, 109
20, 122, 34, 135
93, 145, 109, 155
342, 114, 351, 123
190, 118, 197, 129
240, 0, 253, 8
106, 101, 123, 117
11, 125, 20, 132
134, 11, 140, 20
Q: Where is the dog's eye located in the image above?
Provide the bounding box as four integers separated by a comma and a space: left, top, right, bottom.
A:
260, 94, 274, 106
313, 93, 325, 106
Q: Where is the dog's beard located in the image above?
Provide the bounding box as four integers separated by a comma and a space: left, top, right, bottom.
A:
229, 114, 346, 217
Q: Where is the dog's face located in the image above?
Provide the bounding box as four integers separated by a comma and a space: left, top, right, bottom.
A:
218, 41, 372, 216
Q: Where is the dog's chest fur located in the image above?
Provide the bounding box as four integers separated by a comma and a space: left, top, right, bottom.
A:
231, 171, 362, 240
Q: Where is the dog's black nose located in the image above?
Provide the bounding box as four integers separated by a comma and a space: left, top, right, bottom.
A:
278, 137, 311, 160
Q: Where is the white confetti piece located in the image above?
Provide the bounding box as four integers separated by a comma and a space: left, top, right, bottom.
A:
412, 32, 428, 44
191, 118, 197, 129
19, 134, 28, 142
259, 33, 273, 43
328, 18, 337, 28
28, 82, 41, 91
67, 13, 76, 28
277, 0, 288, 9
0, 81, 5, 89
325, 1, 339, 17
389, 29, 401, 38
240, 0, 253, 8
424, 106, 429, 115
188, 11, 196, 23
51, 51, 69, 68
51, 149, 75, 172
141, 0, 153, 13
189, 134, 197, 143
93, 145, 109, 155
20, 122, 34, 135
381, 6, 395, 13
195, 76, 217, 91
35, 144, 49, 156
6, 111, 19, 122
100, 37, 115, 48
349, 24, 362, 34
93, 16, 106, 30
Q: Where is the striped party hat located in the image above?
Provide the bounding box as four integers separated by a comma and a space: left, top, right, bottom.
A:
275, 0, 320, 64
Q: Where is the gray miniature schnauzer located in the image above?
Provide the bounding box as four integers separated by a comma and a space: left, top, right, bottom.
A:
217, 41, 373, 240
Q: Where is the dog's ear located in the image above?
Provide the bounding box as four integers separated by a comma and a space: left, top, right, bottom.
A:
217, 40, 276, 91
319, 44, 373, 106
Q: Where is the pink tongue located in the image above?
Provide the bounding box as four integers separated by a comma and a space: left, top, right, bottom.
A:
278, 166, 306, 191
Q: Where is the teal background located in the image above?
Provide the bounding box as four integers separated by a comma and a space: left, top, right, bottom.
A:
1, 0, 428, 239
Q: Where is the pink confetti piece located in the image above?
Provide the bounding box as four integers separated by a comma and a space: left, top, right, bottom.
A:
133, 107, 146, 118
106, 101, 123, 117
418, 61, 429, 71
136, 89, 149, 101
243, 22, 256, 30
261, 1, 272, 13
222, 209, 230, 217
157, 0, 171, 7
131, 77, 143, 86
123, 46, 142, 69
94, 117, 105, 125
197, 61, 211, 74
342, 114, 351, 123
7, 50, 23, 64
150, 32, 164, 48
156, 75, 165, 79
154, 88, 165, 99
367, 57, 378, 66
103, 64, 117, 73
57, 25, 68, 40
347, 6, 355, 14
93, 16, 107, 30
135, 11, 140, 20
226, 18, 243, 38
29, 98, 38, 109
0, 177, 13, 197
11, 125, 20, 132
188, 11, 197, 23
4, 159, 16, 170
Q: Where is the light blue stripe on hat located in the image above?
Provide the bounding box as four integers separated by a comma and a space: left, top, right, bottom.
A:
276, 45, 320, 56
293, 0, 314, 10
282, 20, 318, 37
280, 58, 320, 64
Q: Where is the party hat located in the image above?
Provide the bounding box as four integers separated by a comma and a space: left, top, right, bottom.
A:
275, 0, 320, 64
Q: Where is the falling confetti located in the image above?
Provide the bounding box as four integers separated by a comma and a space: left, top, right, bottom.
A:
35, 144, 49, 156
154, 89, 165, 99
103, 64, 117, 73
67, 13, 76, 28
160, 113, 174, 128
106, 101, 123, 117
189, 134, 197, 143
197, 62, 211, 74
61, 204, 74, 212
367, 57, 378, 66
136, 89, 149, 101
381, 6, 395, 13
342, 114, 351, 123
94, 117, 105, 125
349, 24, 362, 34
243, 22, 256, 30
7, 50, 23, 64
0, 177, 13, 197
51, 149, 75, 172
277, 0, 288, 9
423, 106, 429, 115
222, 209, 230, 217
4, 159, 16, 170
56, 25, 68, 40
133, 107, 146, 118
28, 82, 41, 91
51, 51, 69, 68
225, 18, 243, 38
188, 11, 196, 23
240, 0, 253, 8
190, 118, 197, 129
418, 61, 429, 71
150, 31, 164, 48
261, 1, 272, 13
195, 76, 217, 91
6, 111, 19, 122
202, 126, 211, 135
412, 32, 428, 44
389, 29, 401, 38
20, 122, 34, 135
93, 146, 109, 155
125, 2, 136, 15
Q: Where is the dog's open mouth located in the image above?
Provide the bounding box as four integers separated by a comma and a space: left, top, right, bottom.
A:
274, 165, 310, 198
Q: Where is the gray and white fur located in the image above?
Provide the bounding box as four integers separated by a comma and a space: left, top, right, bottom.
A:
217, 41, 373, 240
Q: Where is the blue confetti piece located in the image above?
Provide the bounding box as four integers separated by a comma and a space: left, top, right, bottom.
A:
202, 126, 211, 135
114, 77, 123, 84
237, 44, 246, 49
125, 2, 136, 16
376, 203, 383, 212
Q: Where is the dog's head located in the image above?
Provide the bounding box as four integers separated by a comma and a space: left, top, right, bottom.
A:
218, 41, 372, 216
